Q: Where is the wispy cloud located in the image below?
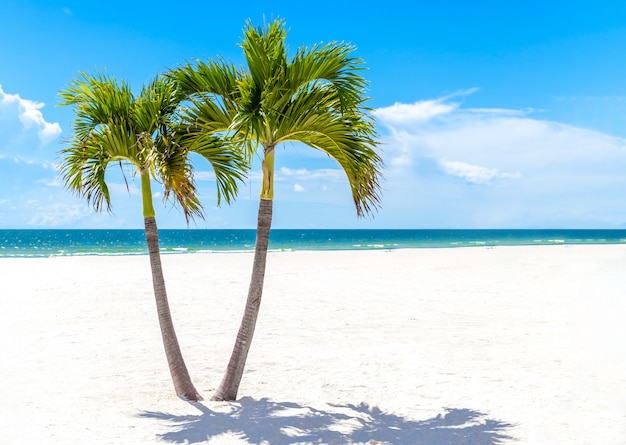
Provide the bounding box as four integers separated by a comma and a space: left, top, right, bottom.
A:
0, 154, 56, 169
439, 160, 521, 185
373, 90, 626, 227
107, 181, 141, 196
195, 171, 216, 181
374, 88, 479, 124
278, 167, 345, 182
27, 202, 92, 227
36, 177, 62, 187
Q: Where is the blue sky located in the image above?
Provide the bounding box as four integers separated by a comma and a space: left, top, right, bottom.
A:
2, 1, 626, 229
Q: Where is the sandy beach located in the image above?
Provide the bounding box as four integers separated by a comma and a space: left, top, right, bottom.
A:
1, 245, 625, 444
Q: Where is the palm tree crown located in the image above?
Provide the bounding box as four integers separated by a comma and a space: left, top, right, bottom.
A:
173, 18, 383, 213
59, 71, 246, 219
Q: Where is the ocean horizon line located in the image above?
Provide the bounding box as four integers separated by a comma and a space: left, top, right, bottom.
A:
1, 228, 625, 258
1, 227, 625, 230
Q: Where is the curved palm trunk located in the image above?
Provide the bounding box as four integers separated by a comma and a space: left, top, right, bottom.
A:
142, 170, 202, 401
212, 197, 273, 401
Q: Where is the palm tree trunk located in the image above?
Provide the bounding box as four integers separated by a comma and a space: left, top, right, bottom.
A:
212, 198, 273, 401
144, 216, 203, 401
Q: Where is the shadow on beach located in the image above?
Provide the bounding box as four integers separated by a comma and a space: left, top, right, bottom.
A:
139, 397, 513, 444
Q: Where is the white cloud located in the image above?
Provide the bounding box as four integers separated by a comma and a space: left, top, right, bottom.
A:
196, 169, 265, 185
374, 88, 479, 124
293, 183, 304, 192
439, 160, 521, 184
374, 100, 458, 124
27, 202, 92, 227
373, 91, 626, 228
278, 167, 345, 182
39, 121, 62, 145
195, 171, 216, 181
0, 85, 62, 147
36, 177, 62, 187
0, 154, 56, 168
107, 181, 141, 196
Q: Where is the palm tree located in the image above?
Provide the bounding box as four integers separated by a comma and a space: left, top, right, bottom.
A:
58, 71, 246, 401
172, 19, 383, 401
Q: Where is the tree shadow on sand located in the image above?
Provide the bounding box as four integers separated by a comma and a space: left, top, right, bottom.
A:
139, 397, 514, 444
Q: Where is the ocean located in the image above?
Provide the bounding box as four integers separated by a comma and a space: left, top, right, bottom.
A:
0, 229, 625, 257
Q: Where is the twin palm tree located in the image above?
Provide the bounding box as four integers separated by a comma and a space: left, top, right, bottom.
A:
58, 72, 247, 401
172, 19, 383, 401
60, 19, 382, 402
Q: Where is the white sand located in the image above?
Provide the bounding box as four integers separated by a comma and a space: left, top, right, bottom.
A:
1, 245, 625, 444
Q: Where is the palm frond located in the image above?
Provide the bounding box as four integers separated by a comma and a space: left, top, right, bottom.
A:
275, 91, 383, 217
289, 41, 368, 114
59, 70, 218, 219
175, 128, 249, 206
59, 71, 134, 142
58, 131, 115, 213
154, 137, 204, 222
170, 58, 240, 102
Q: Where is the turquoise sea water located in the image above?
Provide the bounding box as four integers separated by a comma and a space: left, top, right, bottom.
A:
0, 229, 625, 257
